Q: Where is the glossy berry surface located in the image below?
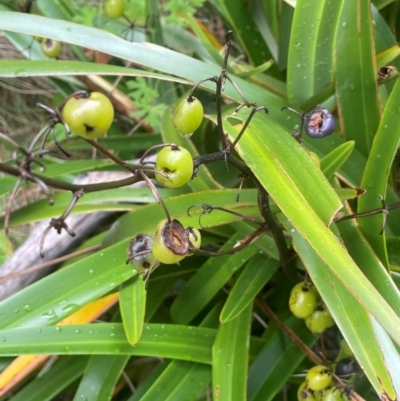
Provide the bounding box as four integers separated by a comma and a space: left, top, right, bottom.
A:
105, 0, 125, 19
305, 307, 335, 334
62, 91, 114, 139
155, 145, 193, 188
335, 357, 358, 377
187, 227, 201, 254
321, 387, 350, 401
305, 106, 335, 138
340, 339, 354, 357
172, 96, 204, 137
297, 381, 318, 401
41, 38, 61, 58
126, 233, 157, 278
289, 282, 318, 319
152, 219, 189, 264
306, 365, 332, 391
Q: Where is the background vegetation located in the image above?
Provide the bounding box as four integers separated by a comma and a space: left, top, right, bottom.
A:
0, 0, 400, 400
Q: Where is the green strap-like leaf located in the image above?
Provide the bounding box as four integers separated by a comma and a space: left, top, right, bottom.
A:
171, 232, 257, 325
248, 316, 316, 401
220, 254, 279, 322
10, 356, 89, 401
120, 277, 146, 345
358, 78, 400, 266
287, 0, 344, 104
0, 323, 215, 363
212, 303, 253, 401
335, 0, 381, 157
73, 355, 130, 401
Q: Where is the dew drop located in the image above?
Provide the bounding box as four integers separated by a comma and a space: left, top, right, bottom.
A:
342, 22, 347, 28
24, 304, 31, 311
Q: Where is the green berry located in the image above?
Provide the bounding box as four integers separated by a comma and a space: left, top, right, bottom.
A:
305, 307, 335, 334
41, 38, 61, 58
62, 91, 114, 139
152, 219, 189, 264
187, 227, 201, 249
172, 96, 204, 137
289, 282, 318, 319
306, 365, 332, 392
297, 381, 318, 401
186, 227, 201, 256
321, 387, 350, 401
340, 339, 354, 357
155, 145, 193, 188
105, 0, 125, 19
126, 233, 157, 278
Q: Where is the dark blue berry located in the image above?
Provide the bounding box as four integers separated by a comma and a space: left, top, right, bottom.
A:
335, 357, 359, 377
304, 106, 335, 138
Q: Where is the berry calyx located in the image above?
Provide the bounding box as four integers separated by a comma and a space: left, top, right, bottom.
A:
41, 38, 61, 58
305, 106, 335, 138
152, 219, 189, 264
155, 145, 193, 188
126, 233, 158, 279
305, 306, 335, 334
105, 0, 125, 19
306, 365, 332, 391
172, 96, 204, 137
61, 91, 114, 139
289, 282, 318, 319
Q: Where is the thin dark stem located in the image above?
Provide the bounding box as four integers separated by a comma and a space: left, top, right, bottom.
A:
0, 163, 142, 193
215, 74, 228, 150
138, 170, 171, 222
190, 226, 267, 257
188, 76, 218, 99
230, 105, 268, 150
85, 139, 136, 174
187, 203, 264, 227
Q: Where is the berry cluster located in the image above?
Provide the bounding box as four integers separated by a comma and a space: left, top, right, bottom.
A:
298, 365, 350, 401
126, 221, 201, 285
289, 282, 335, 334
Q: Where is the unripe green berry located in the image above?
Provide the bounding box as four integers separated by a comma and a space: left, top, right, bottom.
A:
289, 282, 318, 319
340, 339, 354, 357
321, 387, 350, 401
41, 38, 61, 58
62, 91, 114, 139
187, 227, 201, 249
152, 219, 189, 264
306, 365, 332, 392
305, 307, 335, 334
155, 145, 193, 188
297, 381, 318, 401
105, 0, 125, 19
172, 96, 204, 137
